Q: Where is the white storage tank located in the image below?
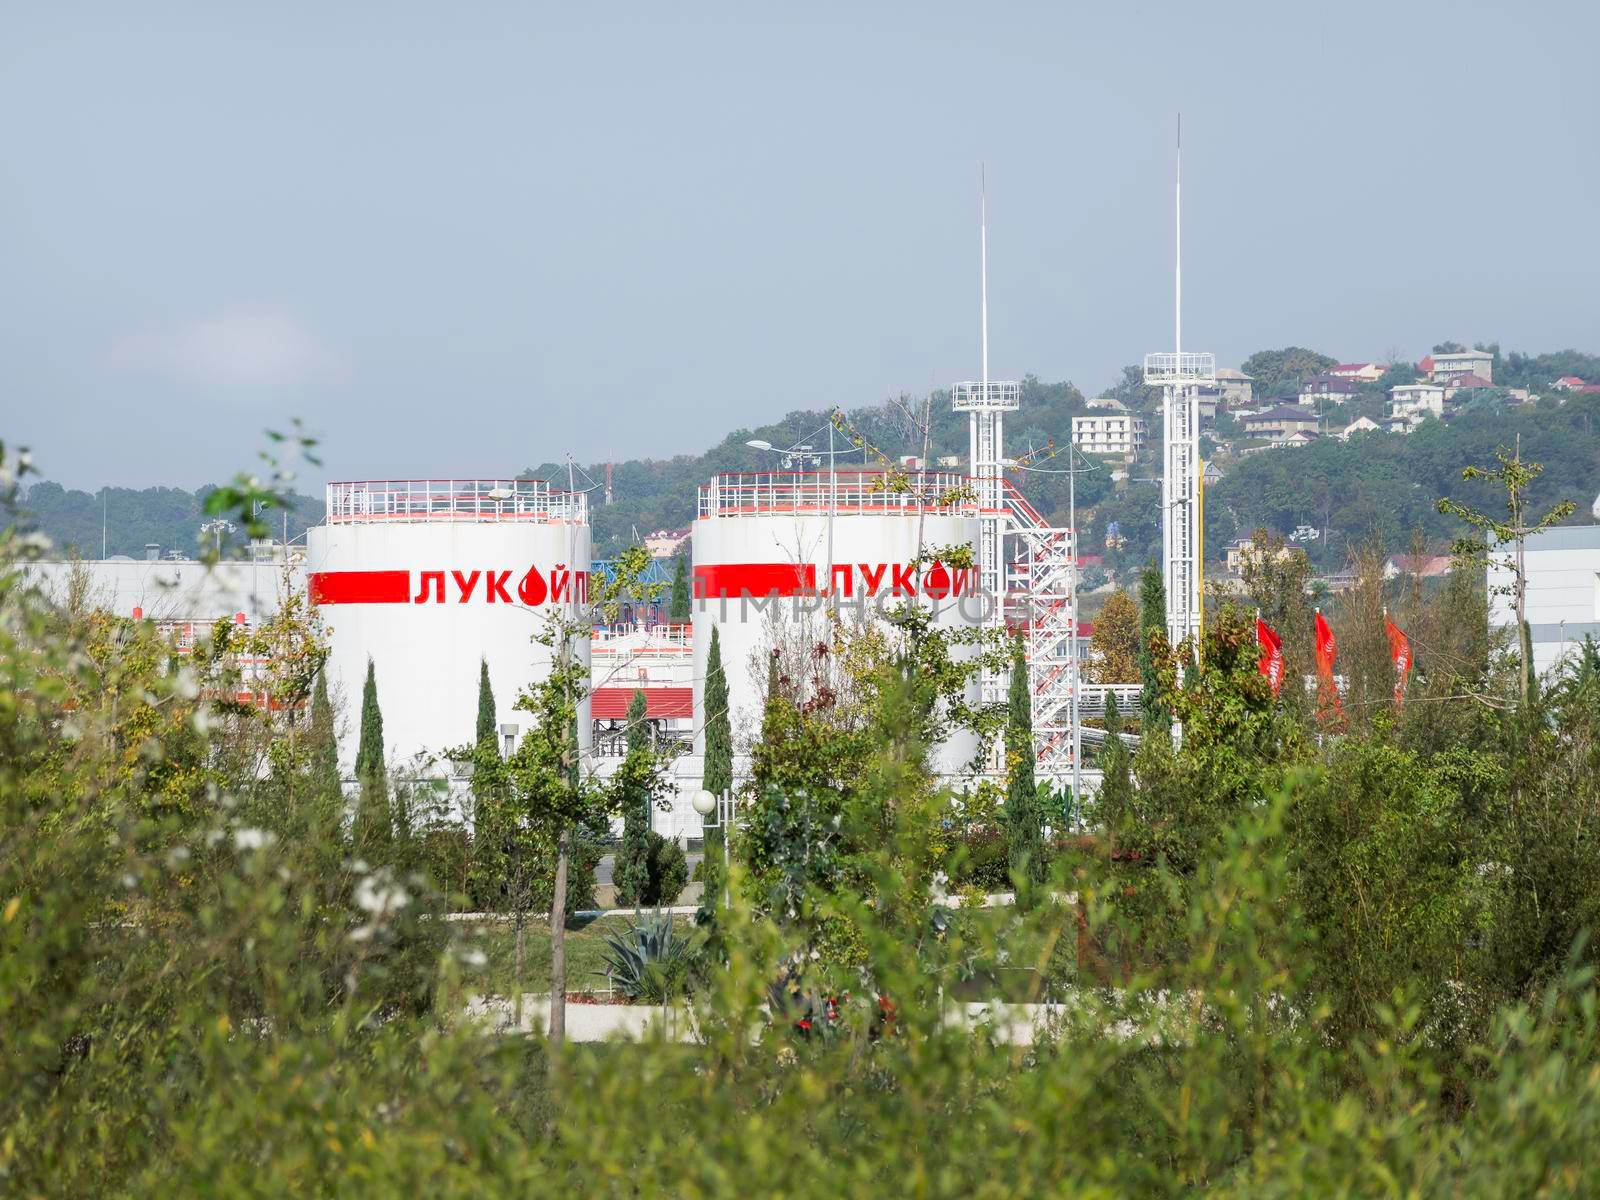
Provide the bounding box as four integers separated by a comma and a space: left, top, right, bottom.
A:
307, 478, 592, 772
691, 469, 984, 775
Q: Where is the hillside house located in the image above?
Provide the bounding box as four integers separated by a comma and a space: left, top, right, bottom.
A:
1274, 430, 1321, 449
1216, 368, 1254, 406
1330, 362, 1385, 383
1383, 553, 1453, 581
1072, 403, 1148, 456
1443, 373, 1493, 401
1299, 376, 1360, 405
1554, 376, 1586, 392
1337, 416, 1383, 439
1391, 383, 1445, 425
1244, 405, 1319, 439
1429, 350, 1495, 385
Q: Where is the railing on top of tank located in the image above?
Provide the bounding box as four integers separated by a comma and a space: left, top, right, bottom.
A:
325, 479, 587, 524
697, 471, 977, 518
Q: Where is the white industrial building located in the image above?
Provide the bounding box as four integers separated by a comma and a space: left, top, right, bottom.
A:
1487, 524, 1600, 677
1072, 402, 1148, 456
17, 542, 295, 626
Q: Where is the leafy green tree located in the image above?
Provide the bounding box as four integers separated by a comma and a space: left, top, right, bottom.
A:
1004, 635, 1043, 887
1137, 565, 1169, 735
505, 542, 661, 1052
668, 554, 690, 622
1239, 529, 1315, 727
614, 689, 652, 907
1091, 589, 1141, 682
1287, 738, 1491, 1050
1437, 441, 1576, 704
1241, 346, 1338, 398
354, 657, 390, 849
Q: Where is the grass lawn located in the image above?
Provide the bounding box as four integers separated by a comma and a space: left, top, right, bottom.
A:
459, 904, 1077, 1003
464, 913, 697, 997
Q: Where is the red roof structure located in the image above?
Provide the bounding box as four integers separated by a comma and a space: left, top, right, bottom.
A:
590, 687, 693, 720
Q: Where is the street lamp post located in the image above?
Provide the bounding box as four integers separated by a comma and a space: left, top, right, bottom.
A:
746, 421, 848, 598
691, 788, 734, 909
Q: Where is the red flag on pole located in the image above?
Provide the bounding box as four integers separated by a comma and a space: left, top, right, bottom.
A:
1314, 610, 1345, 725
1256, 617, 1285, 696
1386, 616, 1412, 706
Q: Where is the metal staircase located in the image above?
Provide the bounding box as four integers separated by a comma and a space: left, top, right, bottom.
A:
1001, 480, 1078, 786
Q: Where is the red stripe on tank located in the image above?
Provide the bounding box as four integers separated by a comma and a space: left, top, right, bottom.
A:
692, 563, 817, 599
308, 570, 411, 605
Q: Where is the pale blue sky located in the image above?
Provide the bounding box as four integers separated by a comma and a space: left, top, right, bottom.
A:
4, 1, 1596, 489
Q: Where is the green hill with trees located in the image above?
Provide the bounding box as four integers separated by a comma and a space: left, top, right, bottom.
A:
23, 343, 1600, 578
19, 480, 324, 559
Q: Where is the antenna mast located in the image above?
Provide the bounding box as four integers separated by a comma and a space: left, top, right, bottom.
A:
953, 168, 1019, 706
1145, 116, 1213, 662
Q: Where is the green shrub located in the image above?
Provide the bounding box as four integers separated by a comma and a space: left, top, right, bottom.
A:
947, 829, 1011, 891
644, 831, 689, 906
597, 911, 696, 1002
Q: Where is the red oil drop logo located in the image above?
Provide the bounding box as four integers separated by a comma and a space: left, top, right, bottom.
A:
923, 560, 951, 600
518, 565, 547, 606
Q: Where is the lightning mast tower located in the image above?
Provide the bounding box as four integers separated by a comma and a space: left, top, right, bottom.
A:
1144, 121, 1213, 658
952, 174, 1020, 705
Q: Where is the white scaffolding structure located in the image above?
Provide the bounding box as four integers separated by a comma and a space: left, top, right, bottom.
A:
1144, 124, 1213, 658
1005, 482, 1078, 785
952, 177, 1079, 785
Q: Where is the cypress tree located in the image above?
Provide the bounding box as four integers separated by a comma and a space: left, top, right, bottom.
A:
1138, 564, 1170, 735
471, 658, 500, 812
354, 657, 391, 849
1004, 635, 1044, 886
615, 689, 652, 907
700, 626, 733, 907
475, 658, 497, 748
467, 659, 503, 906
309, 666, 342, 802
668, 555, 691, 623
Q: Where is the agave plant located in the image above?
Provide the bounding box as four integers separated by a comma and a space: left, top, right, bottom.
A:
598, 911, 695, 1003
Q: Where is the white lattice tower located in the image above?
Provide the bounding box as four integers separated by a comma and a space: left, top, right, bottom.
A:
1145, 120, 1214, 659
1145, 351, 1214, 652
952, 379, 1020, 685
953, 176, 1021, 706
953, 175, 1077, 781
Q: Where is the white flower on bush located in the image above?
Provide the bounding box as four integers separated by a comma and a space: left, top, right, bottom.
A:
354, 872, 410, 917
456, 946, 488, 969
234, 828, 276, 852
